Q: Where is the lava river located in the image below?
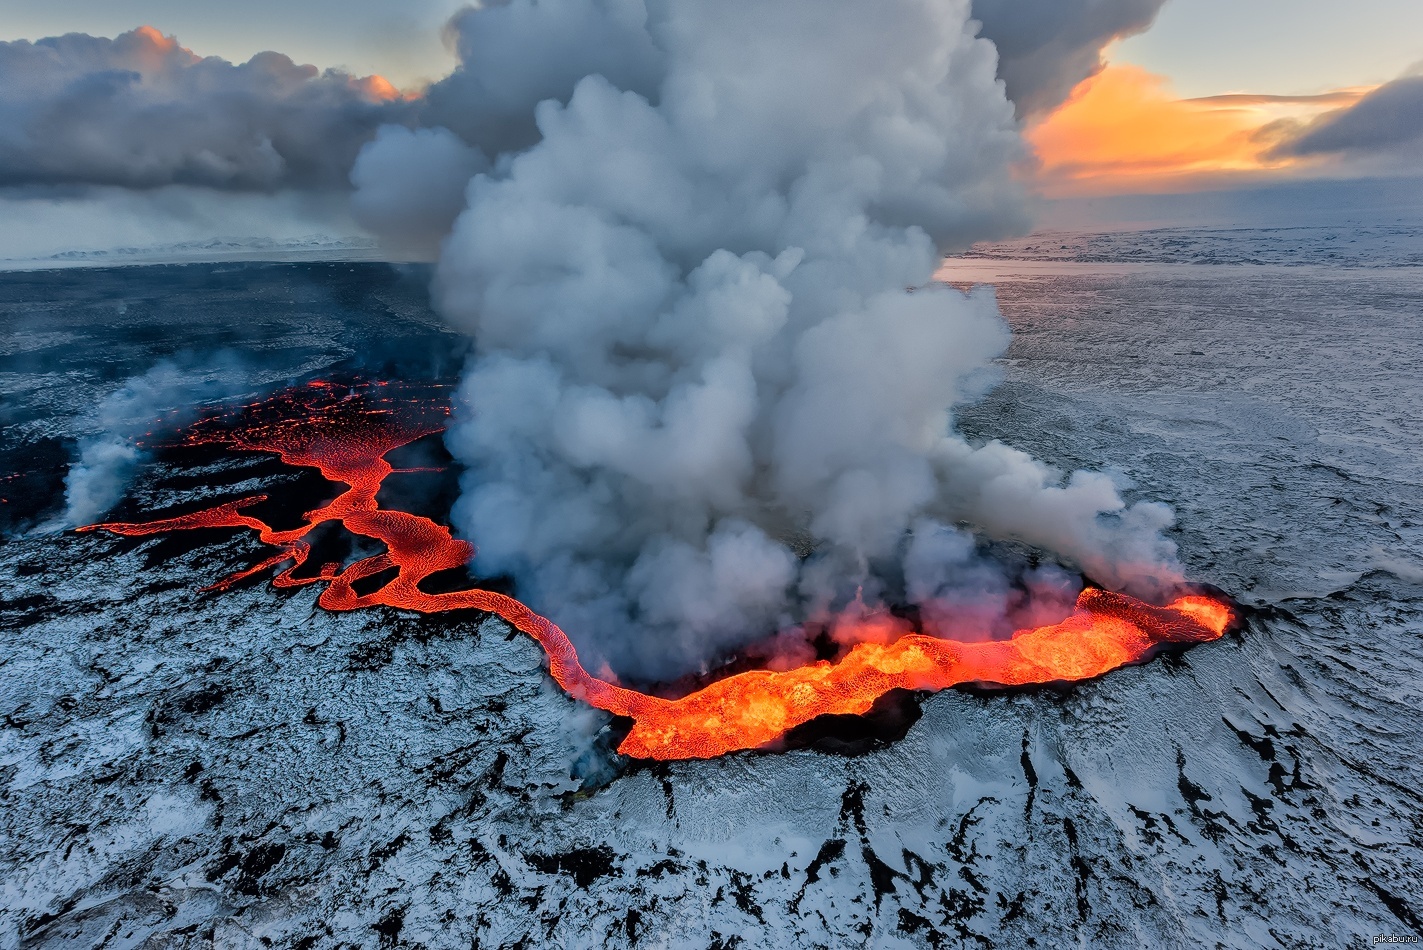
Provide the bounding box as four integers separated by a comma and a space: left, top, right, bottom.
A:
81, 381, 1236, 761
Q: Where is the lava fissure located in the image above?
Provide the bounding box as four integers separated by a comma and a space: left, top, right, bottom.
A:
82, 382, 1235, 761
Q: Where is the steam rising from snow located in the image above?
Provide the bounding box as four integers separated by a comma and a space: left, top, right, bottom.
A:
56, 358, 249, 529
346, 0, 1187, 679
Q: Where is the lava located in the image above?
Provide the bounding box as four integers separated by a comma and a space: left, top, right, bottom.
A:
82, 381, 1235, 761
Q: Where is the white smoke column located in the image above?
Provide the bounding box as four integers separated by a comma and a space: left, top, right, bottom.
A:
350, 126, 488, 259
61, 437, 144, 530
54, 358, 249, 530
411, 0, 1181, 679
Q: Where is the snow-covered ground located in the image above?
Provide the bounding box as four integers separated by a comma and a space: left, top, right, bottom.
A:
965, 225, 1423, 269
1, 255, 1420, 947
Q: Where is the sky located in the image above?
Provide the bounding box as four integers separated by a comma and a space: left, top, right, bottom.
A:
1025, 2, 1423, 197
1113, 0, 1423, 98
4, 0, 1420, 96
0, 0, 1419, 258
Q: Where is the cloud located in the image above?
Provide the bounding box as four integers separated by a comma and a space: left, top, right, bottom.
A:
349, 0, 1182, 251
970, 0, 1167, 116
1186, 91, 1368, 109
1024, 64, 1364, 196
355, 0, 1074, 255
349, 125, 487, 256
0, 26, 411, 191
0, 5, 1178, 261
421, 0, 664, 157
1272, 73, 1423, 166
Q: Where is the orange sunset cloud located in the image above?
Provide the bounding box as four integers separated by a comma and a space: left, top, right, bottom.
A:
1027, 63, 1372, 196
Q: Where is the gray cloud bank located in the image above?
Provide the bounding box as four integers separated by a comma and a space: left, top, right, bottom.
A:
0, 26, 410, 191
1272, 73, 1423, 166
0, 0, 1164, 203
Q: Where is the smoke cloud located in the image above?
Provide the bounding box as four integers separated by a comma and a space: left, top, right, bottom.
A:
364, 0, 1187, 682
54, 357, 250, 530
0, 26, 410, 191
349, 0, 1168, 252
349, 126, 488, 257
970, 0, 1168, 116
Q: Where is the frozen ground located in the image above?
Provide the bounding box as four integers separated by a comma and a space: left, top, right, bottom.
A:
2, 256, 1421, 948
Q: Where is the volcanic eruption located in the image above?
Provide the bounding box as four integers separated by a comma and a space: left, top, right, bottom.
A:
335, 0, 1197, 690
76, 0, 1240, 763
83, 381, 1234, 761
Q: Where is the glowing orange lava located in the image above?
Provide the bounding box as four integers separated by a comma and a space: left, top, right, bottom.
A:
82, 382, 1235, 761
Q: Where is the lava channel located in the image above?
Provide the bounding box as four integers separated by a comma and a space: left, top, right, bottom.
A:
81, 380, 1236, 761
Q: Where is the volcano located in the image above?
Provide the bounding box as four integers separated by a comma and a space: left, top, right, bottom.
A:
82, 379, 1235, 761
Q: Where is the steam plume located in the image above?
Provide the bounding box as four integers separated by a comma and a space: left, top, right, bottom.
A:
54, 357, 249, 529
351, 0, 1185, 681
12, 3, 1189, 679
348, 0, 1173, 252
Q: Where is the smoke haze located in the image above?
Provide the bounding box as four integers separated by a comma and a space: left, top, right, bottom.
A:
55, 357, 250, 530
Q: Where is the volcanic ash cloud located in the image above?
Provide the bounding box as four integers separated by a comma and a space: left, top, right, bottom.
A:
355, 0, 1183, 680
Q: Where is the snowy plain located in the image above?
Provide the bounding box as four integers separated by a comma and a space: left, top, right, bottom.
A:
1, 246, 1421, 948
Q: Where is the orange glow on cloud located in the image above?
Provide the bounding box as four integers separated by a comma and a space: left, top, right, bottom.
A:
128, 23, 410, 102
354, 74, 406, 102
1027, 64, 1371, 196
131, 25, 179, 52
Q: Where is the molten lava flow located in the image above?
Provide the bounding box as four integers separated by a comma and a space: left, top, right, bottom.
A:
83, 381, 1235, 761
